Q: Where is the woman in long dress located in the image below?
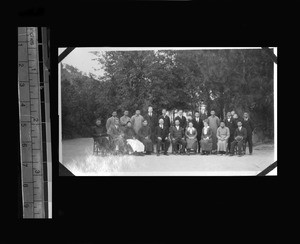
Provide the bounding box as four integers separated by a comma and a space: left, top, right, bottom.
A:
124, 121, 145, 156
200, 120, 213, 155
217, 121, 230, 155
138, 120, 153, 155
185, 121, 198, 154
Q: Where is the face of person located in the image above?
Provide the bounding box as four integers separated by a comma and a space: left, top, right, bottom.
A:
244, 113, 248, 118
175, 120, 180, 126
211, 111, 215, 116
179, 110, 183, 116
112, 112, 117, 117
195, 112, 199, 118
127, 122, 131, 127
233, 114, 238, 119
96, 120, 101, 126
189, 122, 193, 128
115, 119, 119, 125
136, 110, 140, 115
204, 122, 208, 127
238, 122, 242, 127
143, 121, 148, 126
162, 109, 166, 115
124, 111, 129, 116
220, 122, 225, 128
231, 111, 235, 116
227, 113, 231, 118
159, 119, 164, 125
148, 107, 153, 113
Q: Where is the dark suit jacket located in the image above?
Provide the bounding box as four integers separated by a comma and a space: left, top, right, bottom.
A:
158, 115, 171, 128
170, 126, 185, 140
144, 113, 158, 130
234, 127, 247, 140
224, 117, 235, 136
242, 118, 254, 134
192, 117, 203, 138
155, 125, 170, 140
107, 125, 123, 139
92, 125, 107, 138
174, 115, 187, 129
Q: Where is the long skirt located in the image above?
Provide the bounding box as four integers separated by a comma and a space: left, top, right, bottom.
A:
200, 138, 212, 151
186, 138, 198, 151
217, 139, 227, 152
126, 139, 145, 152
141, 138, 153, 152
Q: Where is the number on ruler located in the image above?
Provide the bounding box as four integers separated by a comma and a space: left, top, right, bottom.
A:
21, 123, 26, 127
19, 63, 24, 68
23, 184, 28, 187
19, 82, 25, 87
32, 117, 39, 122
24, 204, 29, 208
23, 163, 28, 167
34, 169, 40, 174
22, 143, 27, 147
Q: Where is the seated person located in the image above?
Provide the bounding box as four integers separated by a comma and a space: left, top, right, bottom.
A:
170, 119, 187, 155
107, 118, 126, 154
200, 120, 213, 155
185, 121, 198, 154
124, 121, 145, 156
155, 118, 170, 156
217, 121, 230, 155
138, 120, 153, 155
92, 118, 110, 155
230, 121, 247, 157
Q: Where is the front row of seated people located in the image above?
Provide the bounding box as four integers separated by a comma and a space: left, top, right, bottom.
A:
93, 117, 248, 157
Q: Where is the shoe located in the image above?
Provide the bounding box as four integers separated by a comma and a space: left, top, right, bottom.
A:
164, 152, 169, 156
157, 153, 160, 156
229, 154, 234, 156
249, 152, 252, 155
238, 154, 242, 157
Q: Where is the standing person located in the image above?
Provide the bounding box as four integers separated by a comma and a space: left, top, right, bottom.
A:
158, 109, 171, 129
200, 120, 213, 155
185, 121, 198, 155
106, 111, 118, 131
143, 106, 157, 151
123, 121, 145, 156
174, 109, 187, 131
232, 113, 241, 131
230, 121, 247, 157
138, 120, 153, 155
107, 118, 125, 154
120, 110, 131, 131
242, 112, 254, 155
216, 121, 230, 155
224, 112, 235, 155
192, 111, 203, 154
155, 118, 170, 156
131, 109, 144, 135
92, 118, 110, 155
170, 119, 187, 155
207, 110, 220, 154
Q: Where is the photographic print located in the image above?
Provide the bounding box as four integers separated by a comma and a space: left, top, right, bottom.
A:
58, 47, 277, 176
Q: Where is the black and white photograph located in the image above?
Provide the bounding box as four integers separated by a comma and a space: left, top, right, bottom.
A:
58, 47, 277, 176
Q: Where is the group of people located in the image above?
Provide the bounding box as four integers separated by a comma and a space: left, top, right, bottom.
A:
92, 106, 254, 157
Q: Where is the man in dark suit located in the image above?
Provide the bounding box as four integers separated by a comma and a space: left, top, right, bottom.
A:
170, 119, 187, 155
155, 118, 170, 156
174, 109, 187, 130
224, 112, 235, 154
229, 121, 247, 157
192, 111, 203, 154
143, 106, 157, 149
158, 108, 171, 129
242, 112, 254, 155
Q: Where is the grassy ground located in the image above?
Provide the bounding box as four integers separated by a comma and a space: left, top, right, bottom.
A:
61, 138, 275, 176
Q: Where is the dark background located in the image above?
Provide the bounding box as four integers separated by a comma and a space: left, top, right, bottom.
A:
11, 1, 281, 243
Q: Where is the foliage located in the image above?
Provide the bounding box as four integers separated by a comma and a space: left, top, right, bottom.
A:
61, 49, 274, 140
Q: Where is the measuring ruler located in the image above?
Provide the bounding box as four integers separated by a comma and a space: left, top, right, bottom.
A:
18, 27, 52, 218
